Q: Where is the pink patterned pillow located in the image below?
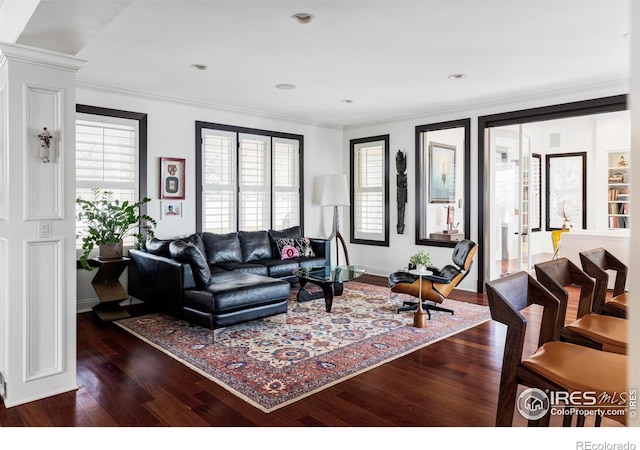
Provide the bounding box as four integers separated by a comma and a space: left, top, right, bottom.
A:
276, 238, 315, 260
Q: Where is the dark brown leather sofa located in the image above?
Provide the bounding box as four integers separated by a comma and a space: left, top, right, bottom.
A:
128, 226, 330, 329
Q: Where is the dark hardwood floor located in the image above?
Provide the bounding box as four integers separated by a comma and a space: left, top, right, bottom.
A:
0, 274, 619, 428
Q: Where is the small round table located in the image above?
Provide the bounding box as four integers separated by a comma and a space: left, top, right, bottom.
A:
409, 268, 432, 328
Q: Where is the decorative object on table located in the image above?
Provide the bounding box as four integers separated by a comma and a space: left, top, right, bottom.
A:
160, 157, 185, 199
321, 173, 350, 265
161, 200, 183, 219
443, 205, 459, 233
76, 188, 156, 270
116, 281, 490, 413
37, 127, 53, 163
429, 142, 456, 203
395, 150, 407, 234
408, 249, 431, 272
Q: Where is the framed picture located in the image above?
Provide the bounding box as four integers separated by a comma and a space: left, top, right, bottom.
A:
160, 157, 185, 199
429, 142, 456, 203
545, 152, 586, 230
161, 201, 183, 219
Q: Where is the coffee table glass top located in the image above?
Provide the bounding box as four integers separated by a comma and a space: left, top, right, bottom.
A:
295, 265, 366, 283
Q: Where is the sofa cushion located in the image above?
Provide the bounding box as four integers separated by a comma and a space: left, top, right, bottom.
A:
202, 232, 243, 265
268, 226, 301, 256
276, 237, 315, 260
261, 258, 300, 278
183, 271, 291, 313
145, 237, 171, 258
183, 233, 206, 258
238, 230, 272, 262
169, 240, 212, 286
214, 262, 269, 276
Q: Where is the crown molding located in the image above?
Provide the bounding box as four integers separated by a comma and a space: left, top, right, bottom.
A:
343, 78, 630, 130
0, 41, 86, 73
75, 80, 343, 130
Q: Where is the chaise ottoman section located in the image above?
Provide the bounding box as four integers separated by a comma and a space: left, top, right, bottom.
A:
181, 271, 290, 329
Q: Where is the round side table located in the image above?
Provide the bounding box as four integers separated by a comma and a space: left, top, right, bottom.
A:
409, 268, 432, 328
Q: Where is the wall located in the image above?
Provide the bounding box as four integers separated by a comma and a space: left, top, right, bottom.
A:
75, 85, 343, 311
342, 81, 628, 291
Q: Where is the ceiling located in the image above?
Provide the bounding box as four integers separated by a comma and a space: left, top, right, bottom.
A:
3, 0, 632, 128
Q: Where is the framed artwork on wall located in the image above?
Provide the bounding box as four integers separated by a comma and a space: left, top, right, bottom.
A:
160, 157, 185, 199
161, 201, 183, 219
429, 142, 457, 203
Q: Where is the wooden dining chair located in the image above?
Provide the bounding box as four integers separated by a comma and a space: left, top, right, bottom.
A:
579, 248, 628, 319
486, 271, 627, 427
534, 258, 627, 354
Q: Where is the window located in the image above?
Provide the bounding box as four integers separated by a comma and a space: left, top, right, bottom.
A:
415, 119, 470, 248
75, 105, 147, 248
350, 135, 389, 246
196, 122, 303, 233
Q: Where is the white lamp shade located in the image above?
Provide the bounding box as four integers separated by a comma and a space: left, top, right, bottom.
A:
321, 174, 350, 206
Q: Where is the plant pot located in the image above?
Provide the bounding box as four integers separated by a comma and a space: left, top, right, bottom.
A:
416, 264, 427, 272
99, 241, 123, 260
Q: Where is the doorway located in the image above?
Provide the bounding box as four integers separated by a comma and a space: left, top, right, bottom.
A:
478, 95, 629, 289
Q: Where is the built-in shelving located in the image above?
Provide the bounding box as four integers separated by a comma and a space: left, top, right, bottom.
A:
607, 151, 630, 229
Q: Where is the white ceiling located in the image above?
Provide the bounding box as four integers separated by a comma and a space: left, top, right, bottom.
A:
7, 0, 632, 127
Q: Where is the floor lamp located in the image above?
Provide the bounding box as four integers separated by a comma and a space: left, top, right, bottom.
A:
321, 174, 350, 266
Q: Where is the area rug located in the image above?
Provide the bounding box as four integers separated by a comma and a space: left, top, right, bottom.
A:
115, 281, 490, 413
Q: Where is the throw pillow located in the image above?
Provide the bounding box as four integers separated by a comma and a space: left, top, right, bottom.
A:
169, 240, 212, 286
276, 237, 315, 260
145, 237, 172, 258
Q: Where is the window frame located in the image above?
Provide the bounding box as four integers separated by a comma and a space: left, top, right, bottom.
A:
75, 104, 148, 253
415, 118, 471, 248
349, 134, 390, 247
195, 121, 304, 234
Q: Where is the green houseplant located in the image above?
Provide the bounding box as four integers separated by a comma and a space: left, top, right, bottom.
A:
77, 188, 156, 271
409, 249, 431, 272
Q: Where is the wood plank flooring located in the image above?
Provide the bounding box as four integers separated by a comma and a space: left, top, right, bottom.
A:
0, 274, 619, 428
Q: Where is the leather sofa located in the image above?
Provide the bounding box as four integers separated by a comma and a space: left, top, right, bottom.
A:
128, 226, 330, 330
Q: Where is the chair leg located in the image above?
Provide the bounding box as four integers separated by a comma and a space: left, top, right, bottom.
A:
424, 303, 454, 315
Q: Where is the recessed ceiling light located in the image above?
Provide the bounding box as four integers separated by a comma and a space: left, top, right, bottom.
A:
448, 73, 467, 80
341, 99, 354, 104
290, 13, 314, 24
275, 83, 296, 90
191, 64, 207, 71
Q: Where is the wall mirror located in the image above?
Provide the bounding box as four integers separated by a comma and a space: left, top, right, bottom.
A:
415, 119, 471, 247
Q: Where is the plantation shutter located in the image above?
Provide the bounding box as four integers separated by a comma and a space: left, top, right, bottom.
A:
202, 130, 237, 233
353, 141, 385, 241
75, 114, 138, 246
272, 137, 300, 230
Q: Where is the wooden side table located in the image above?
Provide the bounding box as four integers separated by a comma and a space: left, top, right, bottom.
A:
91, 257, 131, 322
408, 268, 432, 328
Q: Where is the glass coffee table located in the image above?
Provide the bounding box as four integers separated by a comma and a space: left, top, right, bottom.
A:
295, 265, 366, 312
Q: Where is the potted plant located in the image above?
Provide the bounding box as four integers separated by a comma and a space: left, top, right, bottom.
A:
409, 249, 431, 272
76, 188, 156, 271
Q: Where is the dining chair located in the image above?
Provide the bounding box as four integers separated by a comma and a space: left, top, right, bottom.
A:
486, 271, 627, 427
579, 248, 628, 319
534, 258, 627, 354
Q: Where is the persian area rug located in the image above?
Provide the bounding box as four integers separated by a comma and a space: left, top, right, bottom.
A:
115, 281, 490, 413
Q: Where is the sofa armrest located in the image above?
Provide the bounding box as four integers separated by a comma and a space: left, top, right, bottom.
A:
309, 238, 330, 265
128, 249, 194, 316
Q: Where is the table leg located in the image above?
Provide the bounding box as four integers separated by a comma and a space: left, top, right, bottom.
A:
322, 283, 336, 312
413, 275, 427, 328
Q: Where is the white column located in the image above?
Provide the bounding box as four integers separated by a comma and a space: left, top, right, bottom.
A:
0, 42, 85, 407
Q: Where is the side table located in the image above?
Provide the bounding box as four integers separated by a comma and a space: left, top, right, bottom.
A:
91, 257, 131, 322
408, 268, 432, 328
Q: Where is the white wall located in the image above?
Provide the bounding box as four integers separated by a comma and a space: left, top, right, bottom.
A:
75, 85, 343, 310
343, 81, 628, 291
